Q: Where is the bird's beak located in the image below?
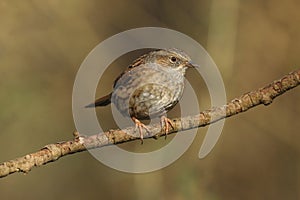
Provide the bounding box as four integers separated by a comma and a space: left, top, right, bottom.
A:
186, 61, 199, 68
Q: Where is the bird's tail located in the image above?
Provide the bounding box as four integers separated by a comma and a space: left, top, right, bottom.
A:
85, 93, 112, 108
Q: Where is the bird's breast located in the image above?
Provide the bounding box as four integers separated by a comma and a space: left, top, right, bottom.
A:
111, 66, 185, 119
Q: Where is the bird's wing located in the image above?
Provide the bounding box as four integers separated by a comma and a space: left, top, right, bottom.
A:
112, 53, 148, 88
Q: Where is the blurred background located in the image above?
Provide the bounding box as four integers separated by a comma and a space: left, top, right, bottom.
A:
0, 0, 300, 199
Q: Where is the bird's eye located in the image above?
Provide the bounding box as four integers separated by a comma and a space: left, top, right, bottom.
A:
170, 56, 177, 63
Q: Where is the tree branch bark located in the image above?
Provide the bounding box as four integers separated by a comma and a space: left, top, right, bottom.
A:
0, 69, 299, 178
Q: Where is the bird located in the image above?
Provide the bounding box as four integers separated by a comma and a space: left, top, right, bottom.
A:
86, 48, 198, 143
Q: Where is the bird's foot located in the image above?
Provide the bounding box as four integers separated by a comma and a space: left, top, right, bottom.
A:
132, 117, 150, 144
160, 116, 174, 139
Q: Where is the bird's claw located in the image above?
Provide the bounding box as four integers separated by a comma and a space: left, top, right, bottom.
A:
160, 116, 174, 139
132, 117, 150, 144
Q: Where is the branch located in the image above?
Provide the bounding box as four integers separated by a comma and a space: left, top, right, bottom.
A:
0, 69, 299, 178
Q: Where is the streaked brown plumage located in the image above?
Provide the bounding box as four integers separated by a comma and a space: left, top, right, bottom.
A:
87, 48, 197, 142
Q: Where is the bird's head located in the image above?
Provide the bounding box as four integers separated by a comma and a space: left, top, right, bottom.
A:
148, 48, 198, 74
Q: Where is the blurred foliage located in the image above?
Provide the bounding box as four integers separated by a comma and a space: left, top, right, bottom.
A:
0, 0, 300, 199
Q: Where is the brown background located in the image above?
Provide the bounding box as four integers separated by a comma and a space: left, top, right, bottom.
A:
0, 0, 300, 199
